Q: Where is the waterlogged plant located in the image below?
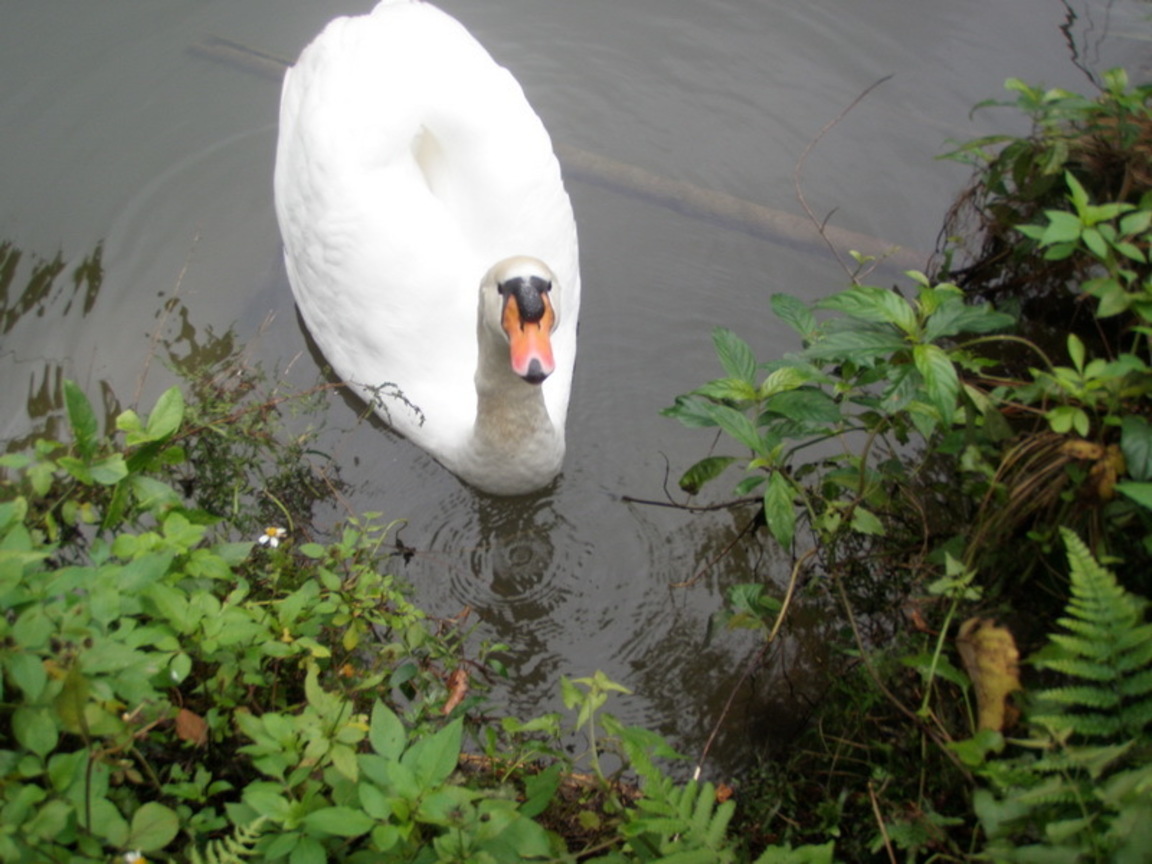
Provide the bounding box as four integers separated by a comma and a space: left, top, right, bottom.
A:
663, 276, 1014, 553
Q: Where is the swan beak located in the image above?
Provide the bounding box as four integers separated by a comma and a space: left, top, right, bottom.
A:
504, 295, 556, 384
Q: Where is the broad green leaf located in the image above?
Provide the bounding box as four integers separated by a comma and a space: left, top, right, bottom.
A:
1116, 481, 1152, 511
850, 507, 885, 536
800, 328, 906, 363
1041, 209, 1085, 244
712, 327, 757, 384
697, 402, 764, 454
88, 454, 128, 486
678, 456, 737, 494
302, 806, 375, 837
144, 386, 185, 441
763, 471, 796, 550
402, 717, 462, 788
369, 700, 406, 761
63, 380, 98, 459
761, 388, 841, 426
692, 377, 759, 403
289, 836, 326, 864
1121, 415, 1152, 481
771, 292, 816, 338
5, 652, 48, 701
913, 343, 959, 425
127, 802, 180, 852
817, 284, 918, 335
13, 706, 57, 758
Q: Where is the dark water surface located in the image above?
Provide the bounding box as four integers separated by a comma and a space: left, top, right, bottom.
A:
1, 0, 1145, 772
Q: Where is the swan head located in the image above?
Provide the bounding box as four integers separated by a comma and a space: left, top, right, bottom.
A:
479, 257, 561, 386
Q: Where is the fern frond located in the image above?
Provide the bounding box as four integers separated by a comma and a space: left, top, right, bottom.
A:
187, 816, 267, 864
1030, 530, 1152, 741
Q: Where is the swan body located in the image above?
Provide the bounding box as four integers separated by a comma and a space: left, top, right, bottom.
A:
274, 0, 580, 494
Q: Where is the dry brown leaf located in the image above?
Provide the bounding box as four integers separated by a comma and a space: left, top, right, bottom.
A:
442, 668, 470, 715
175, 707, 208, 747
715, 782, 735, 803
956, 617, 1021, 732
1061, 438, 1103, 461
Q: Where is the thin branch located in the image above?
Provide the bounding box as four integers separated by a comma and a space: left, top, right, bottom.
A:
794, 75, 895, 280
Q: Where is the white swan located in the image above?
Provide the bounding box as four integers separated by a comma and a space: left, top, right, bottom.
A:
274, 0, 580, 495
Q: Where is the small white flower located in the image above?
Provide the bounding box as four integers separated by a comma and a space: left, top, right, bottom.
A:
257, 526, 288, 548
124, 852, 146, 864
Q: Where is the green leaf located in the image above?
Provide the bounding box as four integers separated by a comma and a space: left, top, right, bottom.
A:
771, 293, 816, 338
678, 456, 737, 495
692, 378, 759, 403
13, 706, 58, 757
761, 388, 841, 426
817, 284, 917, 335
402, 717, 462, 788
521, 763, 562, 818
369, 700, 406, 761
63, 380, 99, 459
302, 806, 375, 838
1042, 209, 1085, 244
913, 343, 959, 425
5, 653, 48, 701
696, 402, 764, 454
850, 507, 885, 536
88, 454, 128, 486
144, 387, 185, 442
801, 328, 906, 363
1116, 482, 1152, 511
712, 328, 757, 384
127, 802, 180, 852
1121, 415, 1152, 481
763, 472, 796, 550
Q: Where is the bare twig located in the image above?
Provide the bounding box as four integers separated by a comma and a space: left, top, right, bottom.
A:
793, 75, 899, 281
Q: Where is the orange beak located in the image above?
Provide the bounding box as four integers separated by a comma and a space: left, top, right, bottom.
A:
504, 294, 556, 384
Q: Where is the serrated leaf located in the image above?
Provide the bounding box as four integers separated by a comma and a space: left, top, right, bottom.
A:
771, 293, 816, 338
63, 380, 99, 459
712, 328, 757, 384
817, 285, 918, 335
764, 471, 796, 550
913, 343, 959, 425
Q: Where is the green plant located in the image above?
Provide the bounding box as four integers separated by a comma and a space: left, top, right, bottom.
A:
663, 277, 1014, 555
968, 529, 1152, 862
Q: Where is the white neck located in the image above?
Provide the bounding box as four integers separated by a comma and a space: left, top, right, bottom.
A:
458, 320, 563, 495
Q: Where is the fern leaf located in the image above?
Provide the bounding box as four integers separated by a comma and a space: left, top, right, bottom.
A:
187, 816, 267, 864
705, 799, 736, 848
689, 782, 715, 838
1037, 685, 1122, 710
1039, 654, 1118, 682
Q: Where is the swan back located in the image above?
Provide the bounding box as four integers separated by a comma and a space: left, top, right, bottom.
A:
274, 0, 579, 492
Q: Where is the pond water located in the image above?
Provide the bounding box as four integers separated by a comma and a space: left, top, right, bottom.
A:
1, 0, 1146, 774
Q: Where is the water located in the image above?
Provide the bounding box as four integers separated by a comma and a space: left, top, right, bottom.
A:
1, 0, 1145, 774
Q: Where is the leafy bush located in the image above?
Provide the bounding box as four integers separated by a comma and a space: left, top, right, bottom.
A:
1, 375, 837, 862
662, 68, 1152, 860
